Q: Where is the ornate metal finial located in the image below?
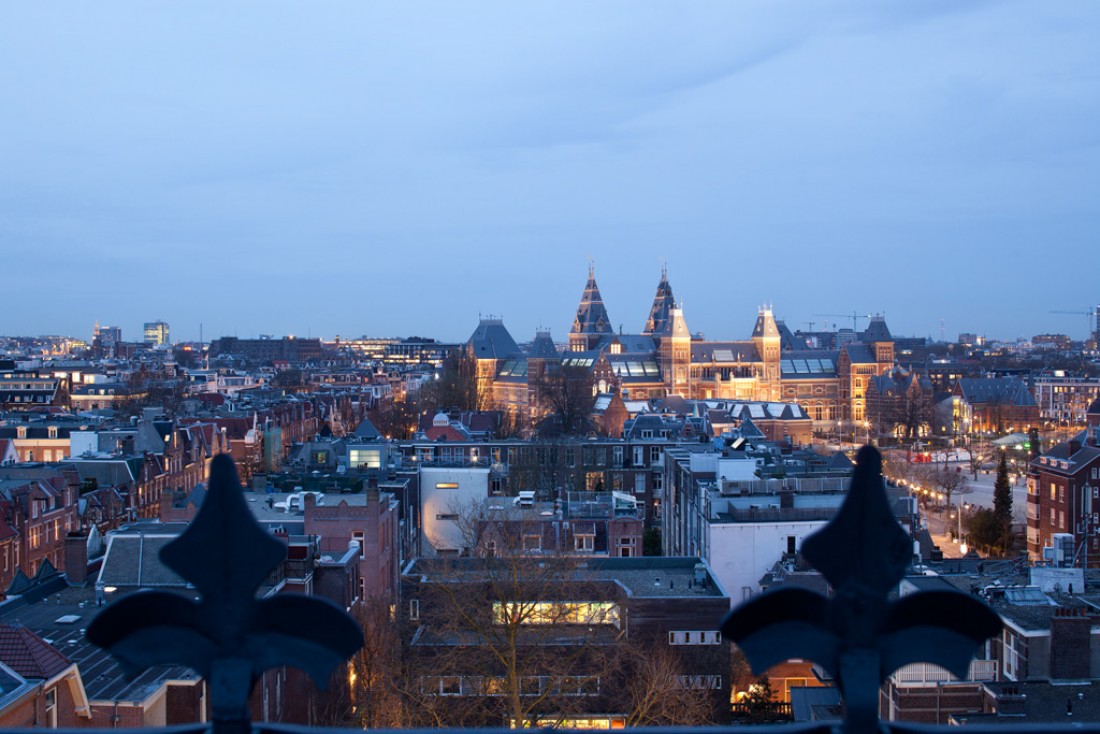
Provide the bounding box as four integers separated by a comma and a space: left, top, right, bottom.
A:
88, 454, 363, 734
721, 446, 1002, 734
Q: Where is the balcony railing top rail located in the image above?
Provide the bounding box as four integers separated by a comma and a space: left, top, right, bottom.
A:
77, 448, 1100, 734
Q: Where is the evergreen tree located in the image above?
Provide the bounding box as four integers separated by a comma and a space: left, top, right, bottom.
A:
993, 451, 1013, 549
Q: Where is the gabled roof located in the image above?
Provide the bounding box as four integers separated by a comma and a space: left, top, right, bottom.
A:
738, 417, 767, 440
956, 377, 1037, 407
843, 344, 877, 363
861, 316, 892, 343
527, 330, 559, 359
353, 417, 382, 440
0, 625, 71, 680
468, 319, 520, 360
571, 266, 613, 336
825, 451, 854, 471
596, 334, 657, 354
774, 320, 801, 350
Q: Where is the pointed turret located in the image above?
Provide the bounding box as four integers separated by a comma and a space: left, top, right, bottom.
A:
569, 264, 613, 351
751, 307, 781, 339
643, 265, 677, 336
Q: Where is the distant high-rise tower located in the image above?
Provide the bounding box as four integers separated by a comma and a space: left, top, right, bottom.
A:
643, 265, 676, 336
93, 324, 122, 358
144, 320, 170, 347
569, 264, 613, 352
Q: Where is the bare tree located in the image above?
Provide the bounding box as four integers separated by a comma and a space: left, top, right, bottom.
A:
918, 463, 972, 525
421, 349, 482, 413
368, 397, 420, 440
403, 545, 618, 725
495, 408, 530, 440
617, 638, 723, 726
307, 597, 405, 727
535, 365, 596, 437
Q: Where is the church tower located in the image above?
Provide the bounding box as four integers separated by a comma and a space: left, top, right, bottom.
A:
569, 264, 613, 352
752, 307, 782, 401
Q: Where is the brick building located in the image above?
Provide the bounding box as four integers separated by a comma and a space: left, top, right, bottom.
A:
1026, 400, 1100, 563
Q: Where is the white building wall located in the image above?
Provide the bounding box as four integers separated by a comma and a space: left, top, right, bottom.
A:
420, 466, 490, 554
707, 520, 828, 604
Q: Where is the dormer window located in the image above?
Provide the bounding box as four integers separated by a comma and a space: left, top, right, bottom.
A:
610, 343, 622, 355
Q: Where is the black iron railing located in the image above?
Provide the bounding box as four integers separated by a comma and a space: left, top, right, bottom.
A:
75, 449, 1100, 734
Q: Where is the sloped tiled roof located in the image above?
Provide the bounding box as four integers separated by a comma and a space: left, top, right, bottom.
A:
957, 377, 1037, 407
468, 319, 520, 360
98, 535, 187, 588
844, 344, 877, 363
0, 625, 71, 680
527, 331, 559, 359
597, 334, 657, 354
825, 451, 855, 471
861, 316, 892, 343
353, 417, 382, 440
775, 320, 801, 350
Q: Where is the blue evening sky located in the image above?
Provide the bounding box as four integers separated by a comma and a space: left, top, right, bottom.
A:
2, 2, 1098, 344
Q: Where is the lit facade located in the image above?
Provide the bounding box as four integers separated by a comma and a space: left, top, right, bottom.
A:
471, 269, 895, 429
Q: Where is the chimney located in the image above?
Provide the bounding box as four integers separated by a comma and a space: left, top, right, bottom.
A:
779, 491, 795, 509
1069, 439, 1081, 456
1051, 607, 1091, 680
65, 532, 89, 586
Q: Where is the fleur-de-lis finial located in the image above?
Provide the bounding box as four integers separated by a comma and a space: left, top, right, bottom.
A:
722, 446, 1002, 734
88, 455, 363, 734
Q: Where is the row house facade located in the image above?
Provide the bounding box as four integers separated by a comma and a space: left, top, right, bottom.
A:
0, 474, 79, 585
1032, 372, 1100, 424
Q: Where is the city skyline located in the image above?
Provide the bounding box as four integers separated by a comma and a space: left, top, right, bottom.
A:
2, 2, 1099, 342
6, 277, 1098, 348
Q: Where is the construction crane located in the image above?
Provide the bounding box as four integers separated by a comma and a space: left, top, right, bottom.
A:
1050, 308, 1097, 339
816, 312, 872, 331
